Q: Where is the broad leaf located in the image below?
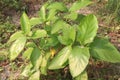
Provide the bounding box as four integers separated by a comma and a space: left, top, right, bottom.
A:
69, 0, 92, 12
44, 25, 52, 33
39, 4, 47, 22
20, 12, 31, 35
48, 46, 72, 69
26, 42, 37, 48
30, 47, 42, 69
47, 2, 67, 11
28, 71, 40, 80
40, 52, 51, 75
69, 46, 90, 77
46, 36, 59, 47
47, 9, 57, 21
74, 71, 88, 80
10, 36, 26, 60
39, 38, 46, 49
51, 20, 69, 34
64, 12, 78, 20
90, 37, 120, 63
76, 14, 85, 23
8, 31, 24, 43
77, 14, 98, 45
30, 18, 42, 26
23, 48, 33, 60
58, 27, 76, 45
40, 57, 48, 75
21, 63, 33, 77
31, 30, 47, 39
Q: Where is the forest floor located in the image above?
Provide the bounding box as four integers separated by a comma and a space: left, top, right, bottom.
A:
0, 1, 120, 80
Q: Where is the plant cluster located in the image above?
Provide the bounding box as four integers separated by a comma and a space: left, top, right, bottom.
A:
0, 20, 15, 46
106, 0, 120, 22
8, 0, 120, 80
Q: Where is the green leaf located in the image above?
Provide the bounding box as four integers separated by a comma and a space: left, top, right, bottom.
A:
31, 30, 47, 39
21, 63, 33, 77
30, 18, 42, 26
39, 4, 47, 22
40, 57, 47, 75
46, 36, 59, 47
0, 49, 8, 61
7, 31, 24, 43
48, 46, 72, 69
90, 37, 120, 63
74, 71, 88, 80
30, 47, 42, 69
76, 14, 85, 23
64, 12, 78, 20
69, 0, 92, 12
47, 9, 57, 21
10, 36, 26, 60
28, 71, 40, 80
39, 38, 46, 48
47, 2, 67, 12
69, 46, 90, 77
23, 48, 33, 60
26, 42, 37, 48
58, 27, 76, 45
77, 14, 98, 45
40, 52, 51, 75
51, 20, 69, 34
20, 12, 31, 35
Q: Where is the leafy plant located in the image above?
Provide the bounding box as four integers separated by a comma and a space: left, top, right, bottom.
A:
8, 0, 120, 80
0, 20, 15, 46
103, 0, 120, 23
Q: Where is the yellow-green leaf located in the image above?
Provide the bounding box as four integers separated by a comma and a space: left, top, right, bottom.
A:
20, 12, 31, 35
47, 9, 57, 21
31, 30, 47, 39
21, 63, 33, 77
74, 71, 88, 80
47, 2, 67, 12
30, 18, 42, 26
29, 71, 40, 80
69, 46, 90, 77
39, 5, 47, 22
26, 42, 37, 48
64, 12, 78, 20
69, 0, 92, 12
10, 36, 26, 60
23, 48, 33, 60
7, 31, 24, 43
40, 52, 51, 75
48, 46, 72, 69
51, 20, 69, 34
